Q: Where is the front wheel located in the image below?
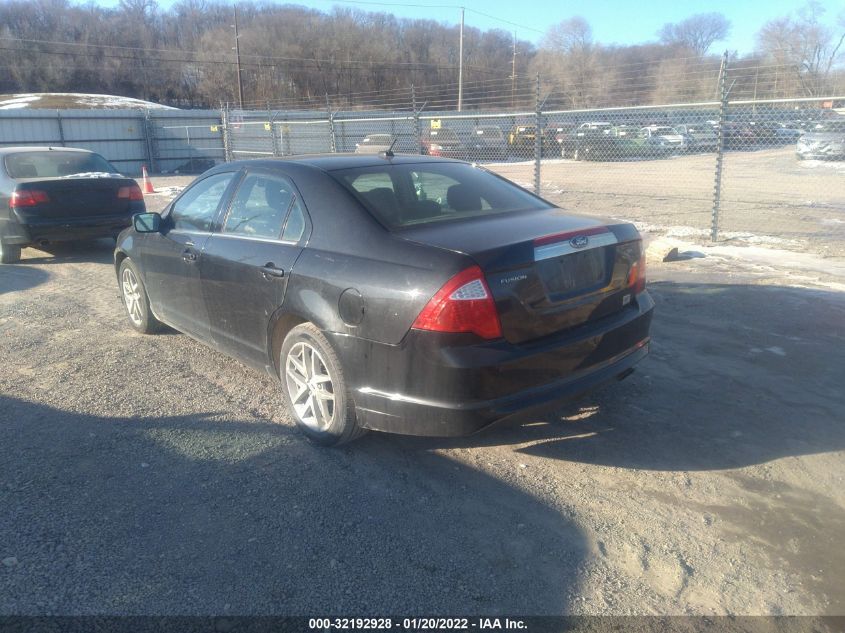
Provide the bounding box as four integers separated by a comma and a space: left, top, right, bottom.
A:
0, 241, 21, 264
280, 323, 365, 446
118, 258, 162, 334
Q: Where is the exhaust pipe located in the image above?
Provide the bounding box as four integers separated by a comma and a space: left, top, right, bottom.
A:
616, 368, 635, 381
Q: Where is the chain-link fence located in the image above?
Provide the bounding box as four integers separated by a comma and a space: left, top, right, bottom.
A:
217, 64, 845, 259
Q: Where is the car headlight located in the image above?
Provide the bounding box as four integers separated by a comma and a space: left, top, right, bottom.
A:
430, 144, 443, 151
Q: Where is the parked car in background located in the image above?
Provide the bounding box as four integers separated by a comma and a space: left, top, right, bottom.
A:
116, 155, 652, 446
674, 124, 719, 152
560, 122, 614, 159
468, 126, 508, 161
420, 128, 464, 159
0, 146, 145, 264
355, 134, 418, 155
639, 126, 686, 153
796, 119, 845, 160
722, 122, 757, 149
507, 124, 541, 158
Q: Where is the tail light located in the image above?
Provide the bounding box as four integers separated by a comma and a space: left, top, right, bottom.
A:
118, 184, 144, 201
412, 266, 502, 340
627, 243, 647, 294
10, 189, 49, 208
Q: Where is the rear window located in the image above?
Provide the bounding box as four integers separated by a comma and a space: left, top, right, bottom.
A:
333, 162, 551, 228
5, 151, 119, 179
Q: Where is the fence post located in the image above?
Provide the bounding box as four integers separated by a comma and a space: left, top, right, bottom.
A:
143, 109, 157, 174
56, 110, 66, 147
268, 102, 279, 157
711, 51, 729, 242
412, 84, 422, 155
326, 94, 337, 153
534, 73, 542, 196
221, 103, 232, 162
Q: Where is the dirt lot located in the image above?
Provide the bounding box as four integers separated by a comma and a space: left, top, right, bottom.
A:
1, 214, 844, 614
492, 147, 845, 259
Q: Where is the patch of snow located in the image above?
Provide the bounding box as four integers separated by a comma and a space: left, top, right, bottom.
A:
765, 346, 787, 356
0, 93, 175, 110
0, 95, 42, 109
145, 185, 184, 199
799, 159, 845, 171
61, 172, 123, 179
635, 221, 802, 248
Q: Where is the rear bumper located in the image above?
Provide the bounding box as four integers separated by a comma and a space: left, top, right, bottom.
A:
3, 213, 132, 245
330, 292, 654, 437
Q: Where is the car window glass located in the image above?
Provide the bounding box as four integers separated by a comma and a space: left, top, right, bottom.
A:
281, 198, 306, 242
411, 171, 493, 211
336, 163, 548, 228
223, 174, 294, 239
5, 151, 119, 179
171, 172, 236, 232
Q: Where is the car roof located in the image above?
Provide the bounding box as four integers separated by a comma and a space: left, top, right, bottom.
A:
0, 146, 95, 157
222, 153, 464, 172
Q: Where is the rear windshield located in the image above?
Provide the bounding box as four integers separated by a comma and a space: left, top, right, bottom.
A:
5, 151, 120, 179
333, 162, 551, 228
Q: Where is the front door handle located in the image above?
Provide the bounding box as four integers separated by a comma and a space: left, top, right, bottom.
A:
182, 249, 197, 263
261, 263, 285, 279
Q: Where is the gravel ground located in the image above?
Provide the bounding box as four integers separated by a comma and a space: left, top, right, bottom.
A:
0, 180, 844, 616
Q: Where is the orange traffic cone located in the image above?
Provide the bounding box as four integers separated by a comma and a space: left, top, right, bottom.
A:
141, 165, 155, 194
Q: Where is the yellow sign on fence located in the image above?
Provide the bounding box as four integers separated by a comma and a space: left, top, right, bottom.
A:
264, 123, 272, 131
430, 119, 441, 130
210, 125, 219, 132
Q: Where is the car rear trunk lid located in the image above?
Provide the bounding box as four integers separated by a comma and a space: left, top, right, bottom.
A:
11, 176, 138, 220
397, 209, 644, 344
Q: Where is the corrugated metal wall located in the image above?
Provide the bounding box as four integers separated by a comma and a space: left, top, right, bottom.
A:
0, 109, 224, 176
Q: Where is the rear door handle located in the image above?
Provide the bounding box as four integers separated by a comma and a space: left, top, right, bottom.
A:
182, 249, 197, 263
261, 263, 285, 279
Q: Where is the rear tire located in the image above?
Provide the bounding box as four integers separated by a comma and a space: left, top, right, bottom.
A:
118, 258, 162, 334
0, 241, 21, 264
280, 323, 365, 446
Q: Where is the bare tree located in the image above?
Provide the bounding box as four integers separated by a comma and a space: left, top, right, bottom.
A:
658, 12, 730, 56
539, 17, 599, 108
757, 1, 845, 96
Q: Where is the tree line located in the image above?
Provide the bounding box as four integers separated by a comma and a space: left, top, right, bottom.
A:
0, 0, 842, 110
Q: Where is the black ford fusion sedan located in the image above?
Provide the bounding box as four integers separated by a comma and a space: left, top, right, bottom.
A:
115, 154, 653, 445
0, 147, 145, 263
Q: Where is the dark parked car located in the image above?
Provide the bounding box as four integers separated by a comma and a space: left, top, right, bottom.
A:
420, 128, 464, 158
467, 125, 508, 161
559, 122, 614, 159
116, 155, 653, 445
0, 147, 144, 263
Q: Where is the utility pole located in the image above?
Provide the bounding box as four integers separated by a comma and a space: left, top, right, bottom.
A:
458, 7, 464, 112
233, 6, 244, 110
511, 31, 517, 108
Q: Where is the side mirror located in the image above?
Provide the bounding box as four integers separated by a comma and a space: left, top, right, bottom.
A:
133, 212, 161, 233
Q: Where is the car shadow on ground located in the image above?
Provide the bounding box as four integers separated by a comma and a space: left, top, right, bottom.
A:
19, 239, 115, 266
0, 395, 586, 615
394, 281, 845, 472
0, 264, 51, 295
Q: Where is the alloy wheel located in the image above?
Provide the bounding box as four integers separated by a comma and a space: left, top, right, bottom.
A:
121, 267, 143, 326
285, 341, 336, 431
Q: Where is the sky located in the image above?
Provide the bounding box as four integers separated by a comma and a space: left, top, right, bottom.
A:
102, 0, 844, 54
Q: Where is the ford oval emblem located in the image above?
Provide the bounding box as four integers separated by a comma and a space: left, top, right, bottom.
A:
569, 235, 589, 249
